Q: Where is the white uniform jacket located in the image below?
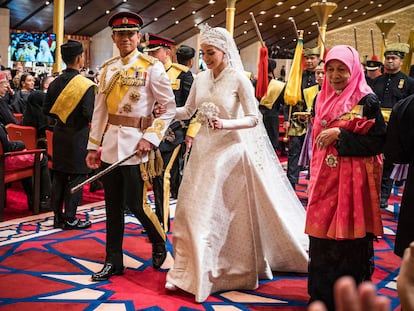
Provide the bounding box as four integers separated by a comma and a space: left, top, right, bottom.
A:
88, 49, 176, 165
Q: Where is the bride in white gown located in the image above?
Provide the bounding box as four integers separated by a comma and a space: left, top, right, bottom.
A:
166, 24, 309, 303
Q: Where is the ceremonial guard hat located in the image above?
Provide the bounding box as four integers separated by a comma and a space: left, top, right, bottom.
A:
304, 46, 320, 57
108, 11, 144, 32
384, 43, 410, 58
143, 33, 175, 52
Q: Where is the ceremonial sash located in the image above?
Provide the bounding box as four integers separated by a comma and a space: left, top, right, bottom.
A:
105, 55, 153, 114
259, 79, 286, 110
303, 84, 319, 112
50, 75, 97, 123
167, 63, 188, 90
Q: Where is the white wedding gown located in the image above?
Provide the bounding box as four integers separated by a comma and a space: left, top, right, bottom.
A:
166, 67, 309, 302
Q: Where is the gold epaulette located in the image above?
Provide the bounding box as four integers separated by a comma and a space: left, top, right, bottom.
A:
99, 56, 120, 69
171, 63, 189, 73
139, 53, 158, 65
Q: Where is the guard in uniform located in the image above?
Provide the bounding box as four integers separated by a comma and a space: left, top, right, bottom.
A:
144, 34, 194, 232
85, 12, 176, 281
365, 59, 383, 86
371, 43, 414, 208
44, 40, 96, 230
169, 44, 195, 198
258, 58, 285, 151
283, 46, 320, 189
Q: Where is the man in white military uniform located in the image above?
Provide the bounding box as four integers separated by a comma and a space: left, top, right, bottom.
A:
86, 11, 176, 281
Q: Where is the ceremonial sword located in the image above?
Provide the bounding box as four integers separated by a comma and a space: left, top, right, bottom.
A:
70, 150, 138, 194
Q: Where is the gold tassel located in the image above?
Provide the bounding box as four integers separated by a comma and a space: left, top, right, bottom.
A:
154, 149, 164, 176
146, 150, 156, 179
140, 163, 152, 188
140, 150, 164, 184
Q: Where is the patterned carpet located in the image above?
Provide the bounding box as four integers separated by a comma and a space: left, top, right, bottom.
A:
0, 175, 404, 310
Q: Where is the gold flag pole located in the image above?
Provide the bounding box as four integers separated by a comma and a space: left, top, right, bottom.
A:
376, 19, 396, 63
226, 0, 237, 36
311, 0, 337, 58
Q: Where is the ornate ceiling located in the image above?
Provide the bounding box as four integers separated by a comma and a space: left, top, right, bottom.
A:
2, 0, 413, 56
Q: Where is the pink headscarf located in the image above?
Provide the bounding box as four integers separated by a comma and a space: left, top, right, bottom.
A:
315, 45, 372, 126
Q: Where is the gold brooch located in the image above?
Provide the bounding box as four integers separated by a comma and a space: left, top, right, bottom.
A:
129, 90, 141, 101
122, 102, 132, 113
325, 154, 338, 168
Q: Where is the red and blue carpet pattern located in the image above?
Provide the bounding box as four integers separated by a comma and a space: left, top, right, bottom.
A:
0, 175, 404, 310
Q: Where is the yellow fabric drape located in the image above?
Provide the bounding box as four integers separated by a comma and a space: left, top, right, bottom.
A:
50, 75, 97, 123
283, 32, 304, 106
260, 79, 286, 110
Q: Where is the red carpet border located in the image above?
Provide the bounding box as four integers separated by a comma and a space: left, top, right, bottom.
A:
0, 175, 404, 310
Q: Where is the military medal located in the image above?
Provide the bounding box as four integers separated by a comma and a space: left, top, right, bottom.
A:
135, 71, 147, 86
129, 89, 141, 101
122, 102, 132, 113
398, 79, 404, 89
325, 154, 338, 168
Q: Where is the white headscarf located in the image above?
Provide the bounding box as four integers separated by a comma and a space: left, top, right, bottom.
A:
199, 24, 244, 73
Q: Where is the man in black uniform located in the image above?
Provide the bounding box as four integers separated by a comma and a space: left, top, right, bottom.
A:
169, 44, 195, 199
144, 35, 194, 231
371, 43, 414, 208
258, 58, 285, 151
283, 46, 320, 189
365, 59, 383, 86
44, 40, 96, 229
384, 94, 414, 258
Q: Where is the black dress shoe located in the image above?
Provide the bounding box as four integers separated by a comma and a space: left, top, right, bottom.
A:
53, 213, 64, 229
91, 263, 124, 281
63, 218, 92, 230
152, 242, 167, 269
53, 217, 64, 229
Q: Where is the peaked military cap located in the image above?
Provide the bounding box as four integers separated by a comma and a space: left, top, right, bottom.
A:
108, 11, 143, 32
366, 60, 383, 71
143, 33, 175, 52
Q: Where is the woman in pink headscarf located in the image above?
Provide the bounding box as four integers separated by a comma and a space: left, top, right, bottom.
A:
305, 45, 386, 311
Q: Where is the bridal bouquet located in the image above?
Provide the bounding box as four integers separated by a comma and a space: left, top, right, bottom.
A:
196, 102, 219, 127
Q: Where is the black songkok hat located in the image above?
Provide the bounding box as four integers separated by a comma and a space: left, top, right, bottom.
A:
176, 45, 195, 63
60, 40, 83, 59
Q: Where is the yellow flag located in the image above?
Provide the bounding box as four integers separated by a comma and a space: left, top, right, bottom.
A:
284, 30, 304, 106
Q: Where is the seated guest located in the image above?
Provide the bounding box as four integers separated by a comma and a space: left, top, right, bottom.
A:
11, 72, 35, 114
0, 72, 18, 125
22, 90, 50, 140
0, 122, 51, 211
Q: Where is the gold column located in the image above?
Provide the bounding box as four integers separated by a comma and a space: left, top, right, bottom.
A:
226, 0, 236, 36
53, 0, 65, 73
311, 0, 337, 58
